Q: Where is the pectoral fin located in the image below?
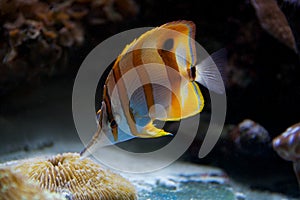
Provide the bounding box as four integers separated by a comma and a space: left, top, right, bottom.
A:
138, 121, 172, 138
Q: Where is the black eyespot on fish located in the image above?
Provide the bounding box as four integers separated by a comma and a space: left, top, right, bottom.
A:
110, 119, 117, 128
163, 38, 174, 51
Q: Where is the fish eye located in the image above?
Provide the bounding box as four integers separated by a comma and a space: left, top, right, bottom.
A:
163, 38, 174, 51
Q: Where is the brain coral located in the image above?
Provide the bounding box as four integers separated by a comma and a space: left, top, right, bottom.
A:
0, 167, 66, 200
1, 152, 137, 200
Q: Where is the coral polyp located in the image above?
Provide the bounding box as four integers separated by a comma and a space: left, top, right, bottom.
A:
1, 153, 137, 200
0, 168, 66, 200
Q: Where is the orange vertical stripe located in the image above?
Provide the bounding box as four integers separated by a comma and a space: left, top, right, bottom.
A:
112, 61, 138, 136
157, 49, 182, 117
132, 49, 155, 113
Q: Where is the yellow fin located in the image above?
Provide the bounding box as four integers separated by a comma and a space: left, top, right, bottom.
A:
138, 121, 172, 138
164, 81, 204, 121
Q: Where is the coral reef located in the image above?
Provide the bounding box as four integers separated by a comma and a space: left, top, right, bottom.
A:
224, 0, 300, 141
0, 0, 139, 96
1, 153, 137, 200
273, 122, 300, 186
0, 167, 66, 200
250, 0, 297, 53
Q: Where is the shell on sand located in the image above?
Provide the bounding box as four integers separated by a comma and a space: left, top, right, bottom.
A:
0, 153, 137, 200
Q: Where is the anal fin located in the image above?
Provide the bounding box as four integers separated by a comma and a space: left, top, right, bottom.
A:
138, 121, 172, 138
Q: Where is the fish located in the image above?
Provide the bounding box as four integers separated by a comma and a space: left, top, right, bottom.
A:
80, 20, 225, 157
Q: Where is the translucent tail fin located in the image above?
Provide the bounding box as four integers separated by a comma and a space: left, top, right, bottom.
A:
195, 48, 227, 94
